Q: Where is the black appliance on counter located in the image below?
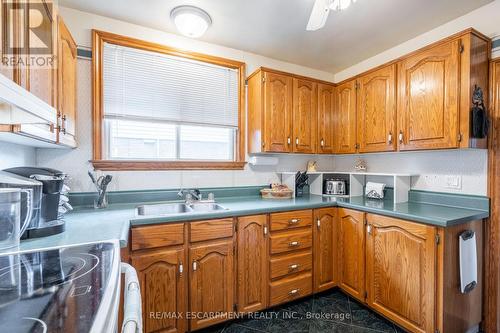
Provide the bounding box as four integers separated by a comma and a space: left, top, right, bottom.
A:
3, 167, 71, 239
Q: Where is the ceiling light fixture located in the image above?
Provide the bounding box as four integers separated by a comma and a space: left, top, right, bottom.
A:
170, 5, 212, 38
330, 0, 357, 11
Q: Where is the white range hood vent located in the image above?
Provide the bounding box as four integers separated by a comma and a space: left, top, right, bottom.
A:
0, 73, 57, 126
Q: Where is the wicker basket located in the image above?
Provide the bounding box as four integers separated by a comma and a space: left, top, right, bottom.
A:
260, 188, 293, 199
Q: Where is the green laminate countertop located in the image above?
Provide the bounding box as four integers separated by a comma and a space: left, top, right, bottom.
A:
18, 194, 489, 251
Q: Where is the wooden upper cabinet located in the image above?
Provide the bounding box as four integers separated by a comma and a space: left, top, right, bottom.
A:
247, 68, 334, 154
338, 208, 365, 301
24, 0, 56, 107
335, 79, 357, 154
317, 83, 335, 154
313, 208, 337, 292
0, 0, 15, 81
237, 215, 268, 313
398, 39, 460, 151
365, 214, 436, 333
292, 78, 317, 153
189, 239, 234, 330
131, 248, 186, 333
357, 64, 397, 153
57, 17, 77, 147
263, 71, 293, 152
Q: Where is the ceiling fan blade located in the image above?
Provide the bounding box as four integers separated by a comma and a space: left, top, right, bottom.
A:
306, 0, 331, 31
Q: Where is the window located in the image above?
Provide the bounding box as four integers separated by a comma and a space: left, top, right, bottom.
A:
92, 30, 246, 170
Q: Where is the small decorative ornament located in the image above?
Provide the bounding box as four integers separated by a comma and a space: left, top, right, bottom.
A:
307, 160, 318, 172
354, 159, 367, 172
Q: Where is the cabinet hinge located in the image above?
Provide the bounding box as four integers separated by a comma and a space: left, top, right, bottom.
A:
245, 79, 248, 86
435, 234, 440, 244
234, 223, 238, 233
435, 330, 441, 333
262, 76, 266, 83
459, 43, 464, 53
233, 244, 236, 255
457, 133, 463, 142
233, 304, 238, 312
364, 291, 368, 299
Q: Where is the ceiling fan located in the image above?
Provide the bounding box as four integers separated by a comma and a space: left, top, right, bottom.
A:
307, 0, 357, 31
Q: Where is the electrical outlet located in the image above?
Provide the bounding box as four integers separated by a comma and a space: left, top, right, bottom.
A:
445, 175, 462, 189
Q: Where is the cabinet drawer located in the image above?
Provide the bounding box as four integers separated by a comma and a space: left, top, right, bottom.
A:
190, 218, 234, 243
270, 272, 312, 306
270, 229, 312, 255
270, 210, 312, 231
131, 223, 184, 251
270, 251, 312, 279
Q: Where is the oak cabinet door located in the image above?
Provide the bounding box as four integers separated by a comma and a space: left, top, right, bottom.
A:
365, 214, 436, 333
317, 83, 335, 154
131, 248, 186, 333
292, 78, 317, 153
263, 72, 293, 152
398, 39, 460, 150
313, 208, 337, 292
357, 64, 396, 153
57, 17, 77, 147
338, 208, 365, 301
237, 215, 268, 313
335, 80, 357, 153
189, 239, 234, 330
25, 0, 56, 107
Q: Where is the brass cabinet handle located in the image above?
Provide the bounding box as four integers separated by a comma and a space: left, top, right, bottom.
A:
289, 264, 299, 271
320, 139, 324, 147
399, 131, 404, 144
289, 218, 301, 225
289, 241, 300, 247
296, 137, 299, 145
288, 289, 300, 296
388, 132, 393, 144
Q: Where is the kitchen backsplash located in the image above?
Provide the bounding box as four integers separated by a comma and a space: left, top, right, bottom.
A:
0, 142, 36, 170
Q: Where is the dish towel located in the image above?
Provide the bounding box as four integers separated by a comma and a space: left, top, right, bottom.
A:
365, 182, 386, 199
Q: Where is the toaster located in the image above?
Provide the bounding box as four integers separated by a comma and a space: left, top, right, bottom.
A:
324, 179, 347, 195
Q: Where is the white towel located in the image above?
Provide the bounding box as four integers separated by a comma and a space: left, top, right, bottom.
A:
365, 182, 386, 199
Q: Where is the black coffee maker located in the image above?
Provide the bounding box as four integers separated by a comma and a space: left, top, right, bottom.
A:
4, 167, 70, 239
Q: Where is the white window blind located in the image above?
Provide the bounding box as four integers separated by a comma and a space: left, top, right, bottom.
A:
102, 42, 239, 128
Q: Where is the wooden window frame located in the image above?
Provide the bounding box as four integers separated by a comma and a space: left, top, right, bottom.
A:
91, 30, 246, 170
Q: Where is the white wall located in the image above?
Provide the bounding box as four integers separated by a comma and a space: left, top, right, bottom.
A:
0, 143, 36, 170
335, 0, 500, 81
35, 5, 492, 195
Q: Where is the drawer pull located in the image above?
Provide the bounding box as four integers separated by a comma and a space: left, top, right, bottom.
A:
289, 218, 301, 225
289, 264, 299, 271
288, 289, 300, 296
289, 241, 300, 247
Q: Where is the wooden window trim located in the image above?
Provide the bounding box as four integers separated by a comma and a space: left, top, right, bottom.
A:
91, 30, 246, 170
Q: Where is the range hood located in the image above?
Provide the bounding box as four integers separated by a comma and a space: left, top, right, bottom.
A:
0, 73, 57, 126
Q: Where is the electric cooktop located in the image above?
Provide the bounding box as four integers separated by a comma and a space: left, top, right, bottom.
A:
0, 242, 119, 333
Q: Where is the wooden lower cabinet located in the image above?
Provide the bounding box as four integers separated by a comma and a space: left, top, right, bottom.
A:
236, 215, 269, 313
131, 248, 187, 333
338, 208, 366, 301
189, 239, 234, 331
313, 208, 338, 292
365, 214, 436, 333
128, 209, 484, 333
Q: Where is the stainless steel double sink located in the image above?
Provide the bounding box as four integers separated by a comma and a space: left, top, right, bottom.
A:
136, 202, 228, 217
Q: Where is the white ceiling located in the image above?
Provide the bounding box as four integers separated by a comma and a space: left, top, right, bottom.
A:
59, 0, 492, 73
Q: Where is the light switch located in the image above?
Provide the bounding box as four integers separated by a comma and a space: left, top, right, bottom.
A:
445, 175, 462, 189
